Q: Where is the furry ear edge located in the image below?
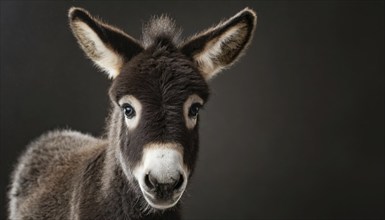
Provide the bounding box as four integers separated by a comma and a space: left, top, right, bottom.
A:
68, 7, 143, 79
181, 8, 257, 81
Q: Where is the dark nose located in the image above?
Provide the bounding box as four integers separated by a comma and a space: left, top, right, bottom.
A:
144, 172, 184, 195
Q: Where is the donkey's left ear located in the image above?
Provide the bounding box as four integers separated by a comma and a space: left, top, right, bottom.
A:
68, 7, 143, 79
181, 8, 257, 80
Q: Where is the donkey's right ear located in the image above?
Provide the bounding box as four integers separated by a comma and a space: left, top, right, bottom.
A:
68, 7, 143, 79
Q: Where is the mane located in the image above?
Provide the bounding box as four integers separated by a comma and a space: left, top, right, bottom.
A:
141, 15, 182, 48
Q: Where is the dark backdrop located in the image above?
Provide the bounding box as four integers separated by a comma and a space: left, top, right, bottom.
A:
0, 1, 383, 219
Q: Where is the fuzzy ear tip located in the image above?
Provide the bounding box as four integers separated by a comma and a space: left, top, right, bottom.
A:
241, 7, 257, 24
242, 7, 257, 16
68, 7, 89, 21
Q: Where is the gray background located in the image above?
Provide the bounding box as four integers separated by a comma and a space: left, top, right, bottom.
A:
0, 1, 384, 219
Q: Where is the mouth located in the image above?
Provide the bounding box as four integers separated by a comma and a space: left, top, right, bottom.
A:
142, 189, 183, 210
140, 176, 186, 210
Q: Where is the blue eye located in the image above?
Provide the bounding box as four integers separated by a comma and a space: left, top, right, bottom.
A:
188, 103, 201, 118
122, 104, 136, 119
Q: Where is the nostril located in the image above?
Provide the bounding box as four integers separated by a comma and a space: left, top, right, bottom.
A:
145, 173, 157, 189
173, 174, 184, 190
145, 172, 184, 192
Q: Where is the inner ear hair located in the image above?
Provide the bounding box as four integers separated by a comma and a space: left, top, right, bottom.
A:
181, 8, 257, 80
68, 7, 143, 78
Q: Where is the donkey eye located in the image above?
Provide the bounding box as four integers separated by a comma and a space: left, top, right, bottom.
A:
122, 104, 136, 119
188, 103, 201, 118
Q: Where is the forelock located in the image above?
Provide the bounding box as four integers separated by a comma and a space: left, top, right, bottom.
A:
141, 15, 182, 48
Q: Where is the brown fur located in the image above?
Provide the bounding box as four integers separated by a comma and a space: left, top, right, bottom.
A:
8, 7, 256, 220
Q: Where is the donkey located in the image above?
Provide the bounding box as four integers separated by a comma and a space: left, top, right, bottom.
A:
8, 6, 256, 220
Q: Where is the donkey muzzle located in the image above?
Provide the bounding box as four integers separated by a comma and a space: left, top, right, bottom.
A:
133, 143, 188, 210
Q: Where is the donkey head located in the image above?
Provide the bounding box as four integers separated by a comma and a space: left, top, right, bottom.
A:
68, 7, 256, 210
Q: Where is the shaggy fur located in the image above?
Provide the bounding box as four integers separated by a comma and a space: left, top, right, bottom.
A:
8, 7, 256, 220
